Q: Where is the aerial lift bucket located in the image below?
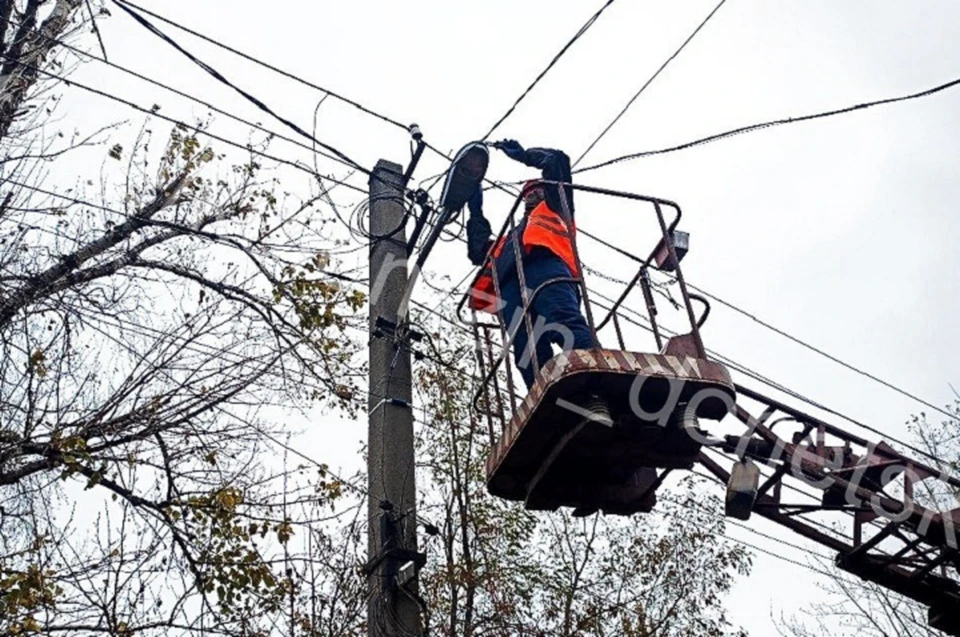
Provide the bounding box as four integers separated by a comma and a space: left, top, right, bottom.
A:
485, 346, 735, 516
460, 181, 734, 516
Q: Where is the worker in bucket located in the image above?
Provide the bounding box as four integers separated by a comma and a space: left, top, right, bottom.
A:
466, 141, 596, 390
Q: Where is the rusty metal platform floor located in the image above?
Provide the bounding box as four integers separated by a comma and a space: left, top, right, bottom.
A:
486, 348, 735, 515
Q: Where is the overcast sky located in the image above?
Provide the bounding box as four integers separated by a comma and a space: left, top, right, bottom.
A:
56, 1, 960, 633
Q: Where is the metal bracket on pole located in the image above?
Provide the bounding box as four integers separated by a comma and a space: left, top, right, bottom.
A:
363, 501, 427, 591
373, 315, 424, 344
404, 189, 434, 257
401, 124, 426, 189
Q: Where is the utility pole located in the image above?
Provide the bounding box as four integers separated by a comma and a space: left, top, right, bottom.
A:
366, 160, 423, 636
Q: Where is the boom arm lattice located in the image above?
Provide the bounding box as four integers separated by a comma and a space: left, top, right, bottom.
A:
702, 384, 960, 634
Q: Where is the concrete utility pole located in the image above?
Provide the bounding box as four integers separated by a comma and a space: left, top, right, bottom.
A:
366, 160, 422, 636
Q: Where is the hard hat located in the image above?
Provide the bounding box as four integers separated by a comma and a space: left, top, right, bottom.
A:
523, 179, 542, 191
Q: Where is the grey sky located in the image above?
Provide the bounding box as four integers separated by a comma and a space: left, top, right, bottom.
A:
53, 1, 960, 633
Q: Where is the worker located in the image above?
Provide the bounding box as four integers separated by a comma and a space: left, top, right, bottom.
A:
466, 141, 596, 389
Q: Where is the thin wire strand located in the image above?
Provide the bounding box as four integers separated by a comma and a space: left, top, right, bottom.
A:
388, 203, 959, 457
590, 285, 958, 471
481, 0, 619, 140
684, 280, 958, 422
8, 184, 938, 576
575, 73, 960, 173
577, 227, 958, 423
11, 1, 956, 507
0, 51, 368, 194
83, 2, 521, 207
0, 12, 368, 181
109, 0, 410, 132
112, 0, 371, 177
572, 0, 728, 167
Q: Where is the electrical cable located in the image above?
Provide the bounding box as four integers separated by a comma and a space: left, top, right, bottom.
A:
110, 0, 484, 199
575, 73, 960, 174
481, 0, 620, 140
69, 307, 456, 508
112, 0, 372, 178
7, 4, 479, 269
577, 226, 958, 423
83, 276, 842, 629
0, 51, 370, 194
27, 310, 373, 501
420, 267, 959, 479
695, 448, 891, 541
572, 0, 728, 167
3, 23, 500, 315
108, 0, 410, 132
665, 475, 839, 564
588, 285, 958, 472
0, 12, 367, 180
66, 1, 517, 225
369, 227, 959, 474
683, 280, 959, 423
93, 0, 488, 251
718, 528, 835, 578
384, 244, 960, 481
91, 312, 437, 433
75, 0, 960, 431
10, 299, 907, 561
11, 180, 932, 596
0, 177, 462, 351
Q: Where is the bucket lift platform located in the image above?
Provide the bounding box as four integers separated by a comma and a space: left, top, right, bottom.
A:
486, 347, 734, 516
460, 182, 732, 516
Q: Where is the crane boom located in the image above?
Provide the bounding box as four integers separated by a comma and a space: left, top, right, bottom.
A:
705, 383, 960, 634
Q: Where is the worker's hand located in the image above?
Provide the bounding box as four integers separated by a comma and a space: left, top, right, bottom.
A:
494, 139, 527, 163
467, 215, 493, 266
467, 185, 483, 218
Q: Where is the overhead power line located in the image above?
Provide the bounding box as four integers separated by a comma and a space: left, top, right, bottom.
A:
481, 0, 620, 140
383, 201, 958, 464
113, 0, 372, 178
73, 259, 900, 563
684, 282, 958, 423
0, 13, 363, 180
575, 73, 960, 173
437, 240, 955, 476
369, 224, 959, 474
407, 198, 957, 451
0, 52, 368, 194
86, 1, 513, 204
576, 226, 958, 424
109, 0, 514, 202
572, 0, 728, 168
590, 285, 957, 472
110, 0, 410, 133
67, 0, 958, 436
16, 172, 956, 513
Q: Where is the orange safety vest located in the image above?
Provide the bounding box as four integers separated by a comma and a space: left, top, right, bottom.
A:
468, 201, 578, 313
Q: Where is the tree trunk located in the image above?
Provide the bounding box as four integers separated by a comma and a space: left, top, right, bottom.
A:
0, 0, 83, 143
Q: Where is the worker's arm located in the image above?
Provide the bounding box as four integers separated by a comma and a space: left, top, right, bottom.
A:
466, 186, 493, 266
495, 141, 575, 216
